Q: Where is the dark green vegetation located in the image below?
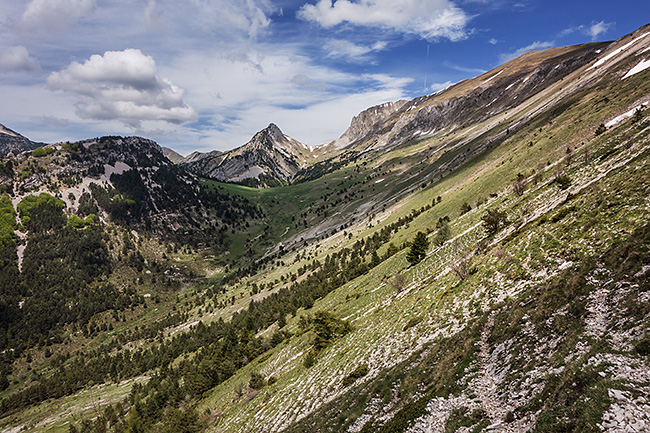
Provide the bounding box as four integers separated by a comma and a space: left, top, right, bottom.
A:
1, 26, 650, 433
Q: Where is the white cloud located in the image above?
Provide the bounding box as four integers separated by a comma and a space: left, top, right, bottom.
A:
428, 80, 455, 93
46, 49, 197, 127
557, 21, 614, 41
143, 0, 274, 40
499, 40, 554, 63
0, 46, 40, 73
587, 20, 613, 40
324, 39, 388, 62
21, 0, 96, 30
297, 0, 469, 41
442, 61, 486, 74
161, 46, 412, 151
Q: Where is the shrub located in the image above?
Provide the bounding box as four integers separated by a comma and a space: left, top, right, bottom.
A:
482, 208, 508, 236
249, 372, 267, 390
342, 364, 369, 387
32, 147, 54, 157
554, 175, 571, 190
312, 311, 352, 351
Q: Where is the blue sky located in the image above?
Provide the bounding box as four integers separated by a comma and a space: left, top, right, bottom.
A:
0, 0, 648, 154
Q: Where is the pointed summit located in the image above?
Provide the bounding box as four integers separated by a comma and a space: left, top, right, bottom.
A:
180, 124, 314, 187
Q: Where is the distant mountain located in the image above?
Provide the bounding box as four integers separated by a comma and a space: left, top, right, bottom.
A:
0, 123, 45, 155
179, 123, 314, 186
161, 146, 185, 164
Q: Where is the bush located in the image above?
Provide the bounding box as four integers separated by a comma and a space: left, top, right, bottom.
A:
635, 337, 650, 356
313, 311, 352, 351
32, 147, 54, 157
342, 364, 369, 387
482, 208, 508, 236
249, 372, 267, 390
554, 175, 571, 190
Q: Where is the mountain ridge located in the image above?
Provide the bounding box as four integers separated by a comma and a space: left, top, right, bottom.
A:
0, 123, 45, 155
0, 22, 649, 433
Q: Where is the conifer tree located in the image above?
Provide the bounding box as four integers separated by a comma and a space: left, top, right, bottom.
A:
407, 231, 429, 266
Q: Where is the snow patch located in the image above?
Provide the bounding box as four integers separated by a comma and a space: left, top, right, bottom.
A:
605, 103, 647, 128
588, 32, 650, 70
483, 69, 504, 84
623, 58, 650, 79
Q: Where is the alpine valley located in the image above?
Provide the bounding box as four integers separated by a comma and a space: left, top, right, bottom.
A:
1, 24, 650, 433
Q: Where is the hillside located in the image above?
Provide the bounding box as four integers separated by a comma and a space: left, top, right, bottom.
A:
0, 124, 44, 155
0, 24, 649, 433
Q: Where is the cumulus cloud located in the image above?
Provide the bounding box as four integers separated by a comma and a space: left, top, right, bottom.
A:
46, 49, 196, 127
499, 40, 554, 63
21, 0, 96, 30
297, 0, 469, 41
0, 46, 40, 73
324, 39, 388, 62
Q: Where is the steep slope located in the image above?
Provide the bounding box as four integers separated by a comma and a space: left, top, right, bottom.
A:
161, 146, 185, 164
342, 42, 608, 155
1, 24, 650, 433
180, 123, 314, 186
0, 123, 44, 155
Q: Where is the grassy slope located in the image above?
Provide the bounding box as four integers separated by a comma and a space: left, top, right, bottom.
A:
194, 58, 650, 432
1, 37, 649, 433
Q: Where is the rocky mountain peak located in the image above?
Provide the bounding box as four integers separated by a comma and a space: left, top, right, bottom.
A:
179, 123, 313, 187
0, 123, 44, 155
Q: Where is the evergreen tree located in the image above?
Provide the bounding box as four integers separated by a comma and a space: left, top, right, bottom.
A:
407, 231, 429, 266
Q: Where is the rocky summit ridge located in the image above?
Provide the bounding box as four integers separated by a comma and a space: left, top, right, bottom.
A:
0, 123, 44, 155
179, 123, 314, 187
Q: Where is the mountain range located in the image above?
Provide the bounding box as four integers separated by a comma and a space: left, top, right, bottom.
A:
0, 23, 649, 433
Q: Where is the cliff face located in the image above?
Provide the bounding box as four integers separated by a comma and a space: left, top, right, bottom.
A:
329, 100, 408, 149
340, 42, 609, 154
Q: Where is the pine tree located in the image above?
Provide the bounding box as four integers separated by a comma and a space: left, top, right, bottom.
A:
407, 231, 429, 266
